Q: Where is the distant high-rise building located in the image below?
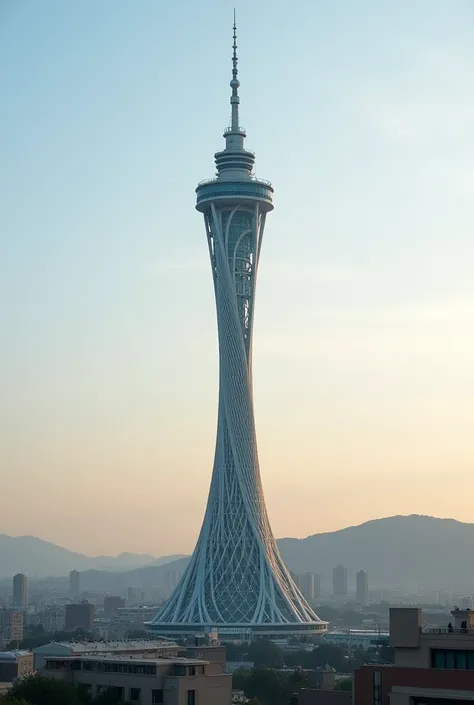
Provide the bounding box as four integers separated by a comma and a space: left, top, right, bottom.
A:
356, 570, 369, 605
65, 602, 94, 632
298, 573, 316, 601
333, 564, 348, 596
104, 595, 126, 616
0, 609, 24, 647
314, 574, 321, 599
69, 570, 80, 597
12, 573, 27, 608
126, 587, 141, 606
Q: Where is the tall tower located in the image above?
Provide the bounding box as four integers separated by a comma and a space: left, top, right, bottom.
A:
12, 573, 27, 609
149, 18, 326, 640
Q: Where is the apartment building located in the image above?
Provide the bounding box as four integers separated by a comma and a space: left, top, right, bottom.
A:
355, 607, 474, 704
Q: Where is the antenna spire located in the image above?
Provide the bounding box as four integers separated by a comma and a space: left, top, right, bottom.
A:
230, 10, 240, 131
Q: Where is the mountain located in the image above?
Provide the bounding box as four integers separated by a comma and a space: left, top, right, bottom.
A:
277, 514, 474, 591
0, 534, 162, 579
2, 515, 473, 590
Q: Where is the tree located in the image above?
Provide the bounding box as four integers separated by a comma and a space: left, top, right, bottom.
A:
243, 668, 291, 705
248, 639, 284, 668
7, 676, 84, 705
335, 677, 353, 691
0, 698, 34, 705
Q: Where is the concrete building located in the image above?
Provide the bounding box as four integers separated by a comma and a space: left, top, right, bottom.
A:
355, 570, 368, 606
12, 574, 27, 609
0, 650, 34, 682
354, 607, 474, 704
40, 648, 231, 705
41, 606, 66, 633
148, 16, 326, 642
333, 565, 348, 597
104, 596, 126, 616
298, 574, 316, 602
33, 638, 182, 670
0, 609, 24, 648
69, 570, 80, 597
65, 602, 94, 632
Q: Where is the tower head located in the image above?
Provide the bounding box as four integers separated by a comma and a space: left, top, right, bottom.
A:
196, 14, 273, 213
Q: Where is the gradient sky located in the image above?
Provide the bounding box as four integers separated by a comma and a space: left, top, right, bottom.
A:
1, 0, 473, 557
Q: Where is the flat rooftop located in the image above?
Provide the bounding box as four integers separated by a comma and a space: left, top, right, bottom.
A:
35, 639, 178, 653
45, 655, 209, 666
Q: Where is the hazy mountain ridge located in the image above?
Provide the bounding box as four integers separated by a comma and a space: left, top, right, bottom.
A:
0, 534, 173, 578
1, 515, 473, 590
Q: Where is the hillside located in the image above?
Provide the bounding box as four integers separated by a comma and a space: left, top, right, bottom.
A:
2, 515, 473, 591
278, 514, 474, 591
0, 534, 163, 579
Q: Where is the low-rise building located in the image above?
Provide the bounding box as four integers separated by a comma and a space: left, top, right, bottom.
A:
354, 607, 474, 704
41, 652, 231, 705
0, 650, 34, 682
33, 639, 182, 670
0, 609, 24, 648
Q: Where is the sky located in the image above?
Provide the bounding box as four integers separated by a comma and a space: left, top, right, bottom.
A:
1, 0, 473, 557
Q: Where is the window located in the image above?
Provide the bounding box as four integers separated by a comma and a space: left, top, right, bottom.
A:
152, 690, 164, 705
432, 649, 474, 670
130, 688, 141, 703
187, 690, 196, 705
173, 665, 186, 677
373, 670, 381, 705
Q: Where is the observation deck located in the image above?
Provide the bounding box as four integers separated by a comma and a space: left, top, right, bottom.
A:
195, 176, 274, 213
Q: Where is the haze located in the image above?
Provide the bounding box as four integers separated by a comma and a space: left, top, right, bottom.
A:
1, 0, 473, 557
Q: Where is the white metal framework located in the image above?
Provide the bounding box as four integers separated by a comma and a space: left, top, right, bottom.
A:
149, 18, 326, 640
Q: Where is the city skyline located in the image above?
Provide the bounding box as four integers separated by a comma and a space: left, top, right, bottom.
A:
2, 0, 474, 556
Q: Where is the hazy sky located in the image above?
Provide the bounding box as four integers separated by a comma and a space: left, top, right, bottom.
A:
1, 0, 473, 557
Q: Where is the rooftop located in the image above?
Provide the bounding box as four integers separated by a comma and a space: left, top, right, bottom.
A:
0, 650, 32, 661
34, 639, 178, 654
45, 655, 208, 666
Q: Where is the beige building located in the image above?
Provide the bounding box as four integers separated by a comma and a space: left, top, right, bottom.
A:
41, 652, 231, 705
0, 610, 24, 648
34, 639, 185, 669
0, 650, 34, 682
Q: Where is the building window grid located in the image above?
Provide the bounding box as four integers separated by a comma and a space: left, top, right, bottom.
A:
432, 648, 474, 670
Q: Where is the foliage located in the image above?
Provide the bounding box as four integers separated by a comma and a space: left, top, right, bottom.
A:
335, 677, 353, 691
0, 698, 34, 705
6, 676, 85, 705
241, 667, 291, 705
248, 639, 284, 669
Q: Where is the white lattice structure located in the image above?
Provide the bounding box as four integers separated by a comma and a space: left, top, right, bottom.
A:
148, 19, 327, 641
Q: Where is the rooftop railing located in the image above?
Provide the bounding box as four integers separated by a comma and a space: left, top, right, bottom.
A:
423, 627, 474, 635
197, 175, 272, 187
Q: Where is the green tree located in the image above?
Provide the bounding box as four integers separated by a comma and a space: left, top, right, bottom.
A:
335, 677, 353, 691
7, 675, 84, 705
248, 639, 284, 668
243, 668, 291, 705
0, 698, 34, 705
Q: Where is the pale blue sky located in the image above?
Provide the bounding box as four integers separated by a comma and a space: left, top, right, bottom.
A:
1, 0, 473, 556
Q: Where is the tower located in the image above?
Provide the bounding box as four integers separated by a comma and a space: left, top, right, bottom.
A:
333, 564, 348, 597
149, 17, 326, 640
356, 569, 369, 606
12, 573, 27, 609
